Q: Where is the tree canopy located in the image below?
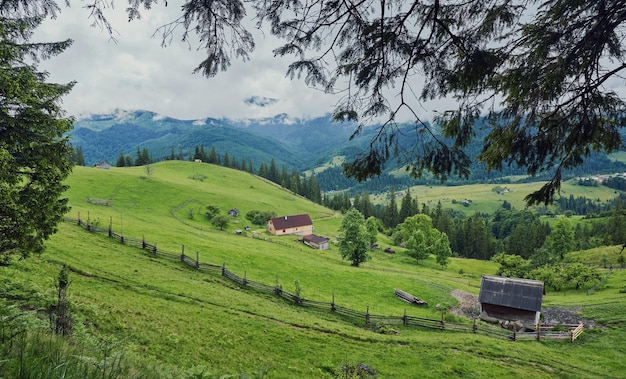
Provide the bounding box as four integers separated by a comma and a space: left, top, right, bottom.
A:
0, 11, 74, 264
338, 208, 371, 267
17, 0, 626, 205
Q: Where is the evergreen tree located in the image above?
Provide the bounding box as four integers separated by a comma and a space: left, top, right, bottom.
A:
73, 146, 85, 166
384, 188, 399, 228
257, 162, 268, 178
289, 171, 300, 194
608, 199, 626, 245
0, 14, 74, 263
307, 175, 322, 204
135, 146, 143, 166
141, 147, 150, 165
207, 146, 217, 164
399, 189, 417, 222
280, 164, 289, 187
125, 156, 134, 167
223, 151, 230, 167
169, 147, 175, 160
268, 158, 279, 183
116, 150, 126, 167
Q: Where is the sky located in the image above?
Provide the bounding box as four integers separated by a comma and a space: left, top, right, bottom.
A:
35, 3, 346, 121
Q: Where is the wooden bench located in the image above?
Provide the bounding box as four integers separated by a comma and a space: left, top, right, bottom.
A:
394, 288, 427, 306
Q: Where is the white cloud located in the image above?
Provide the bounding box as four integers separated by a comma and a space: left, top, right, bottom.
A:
34, 3, 448, 123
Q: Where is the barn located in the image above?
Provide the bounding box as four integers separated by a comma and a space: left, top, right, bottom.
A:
303, 234, 329, 250
267, 214, 313, 236
478, 275, 544, 326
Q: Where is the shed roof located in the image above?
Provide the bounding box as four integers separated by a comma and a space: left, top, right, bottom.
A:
303, 234, 328, 244
478, 275, 543, 312
270, 214, 312, 229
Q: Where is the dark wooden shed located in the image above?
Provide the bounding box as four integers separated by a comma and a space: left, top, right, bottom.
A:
478, 275, 544, 326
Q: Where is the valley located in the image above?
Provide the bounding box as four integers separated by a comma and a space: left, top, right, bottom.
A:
2, 161, 626, 378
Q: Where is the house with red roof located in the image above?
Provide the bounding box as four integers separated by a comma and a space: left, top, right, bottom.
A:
267, 214, 313, 236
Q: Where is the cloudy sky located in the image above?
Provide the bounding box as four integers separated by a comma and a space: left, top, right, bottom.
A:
35, 3, 348, 121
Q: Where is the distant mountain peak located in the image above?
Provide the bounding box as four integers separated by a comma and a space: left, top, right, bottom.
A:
244, 96, 278, 108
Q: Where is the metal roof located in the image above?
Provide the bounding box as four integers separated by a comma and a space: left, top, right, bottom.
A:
303, 234, 328, 244
478, 275, 544, 312
269, 214, 312, 230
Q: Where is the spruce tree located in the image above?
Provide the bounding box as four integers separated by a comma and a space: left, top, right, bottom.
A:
0, 14, 74, 263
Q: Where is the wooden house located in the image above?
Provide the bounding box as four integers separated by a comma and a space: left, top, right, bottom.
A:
478, 275, 544, 326
303, 234, 329, 250
267, 214, 313, 236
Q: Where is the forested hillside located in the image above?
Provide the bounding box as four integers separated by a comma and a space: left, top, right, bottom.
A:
70, 110, 626, 195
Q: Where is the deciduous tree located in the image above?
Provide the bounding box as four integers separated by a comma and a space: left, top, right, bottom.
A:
338, 208, 371, 267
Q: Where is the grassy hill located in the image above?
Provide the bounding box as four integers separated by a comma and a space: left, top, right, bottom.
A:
2, 161, 626, 378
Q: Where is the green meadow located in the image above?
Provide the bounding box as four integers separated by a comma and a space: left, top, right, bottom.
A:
372, 179, 620, 215
2, 161, 626, 378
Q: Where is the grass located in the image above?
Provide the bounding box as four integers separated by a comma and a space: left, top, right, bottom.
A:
371, 178, 621, 215
2, 161, 626, 378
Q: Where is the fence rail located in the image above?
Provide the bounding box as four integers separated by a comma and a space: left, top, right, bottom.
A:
64, 214, 582, 343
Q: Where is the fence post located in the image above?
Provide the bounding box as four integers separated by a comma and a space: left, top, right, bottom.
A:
77, 211, 81, 226
403, 309, 407, 326
142, 236, 146, 249
473, 318, 477, 333
195, 251, 199, 269
274, 275, 282, 296
440, 312, 445, 330
243, 271, 247, 286
365, 306, 370, 325
537, 323, 541, 341
331, 293, 336, 312
180, 250, 185, 262
221, 263, 226, 276
108, 217, 112, 237
86, 211, 91, 231
153, 243, 157, 256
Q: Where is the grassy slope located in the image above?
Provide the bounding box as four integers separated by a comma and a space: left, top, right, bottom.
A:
371, 179, 620, 215
3, 161, 626, 378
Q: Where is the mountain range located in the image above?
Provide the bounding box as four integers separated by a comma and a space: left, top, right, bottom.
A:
70, 109, 626, 193
71, 109, 366, 170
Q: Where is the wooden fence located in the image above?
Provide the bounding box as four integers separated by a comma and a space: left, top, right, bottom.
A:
512, 323, 585, 342
65, 214, 582, 343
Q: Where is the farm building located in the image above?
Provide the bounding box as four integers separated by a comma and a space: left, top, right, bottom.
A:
478, 275, 544, 326
303, 234, 329, 250
94, 161, 112, 169
267, 214, 313, 236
